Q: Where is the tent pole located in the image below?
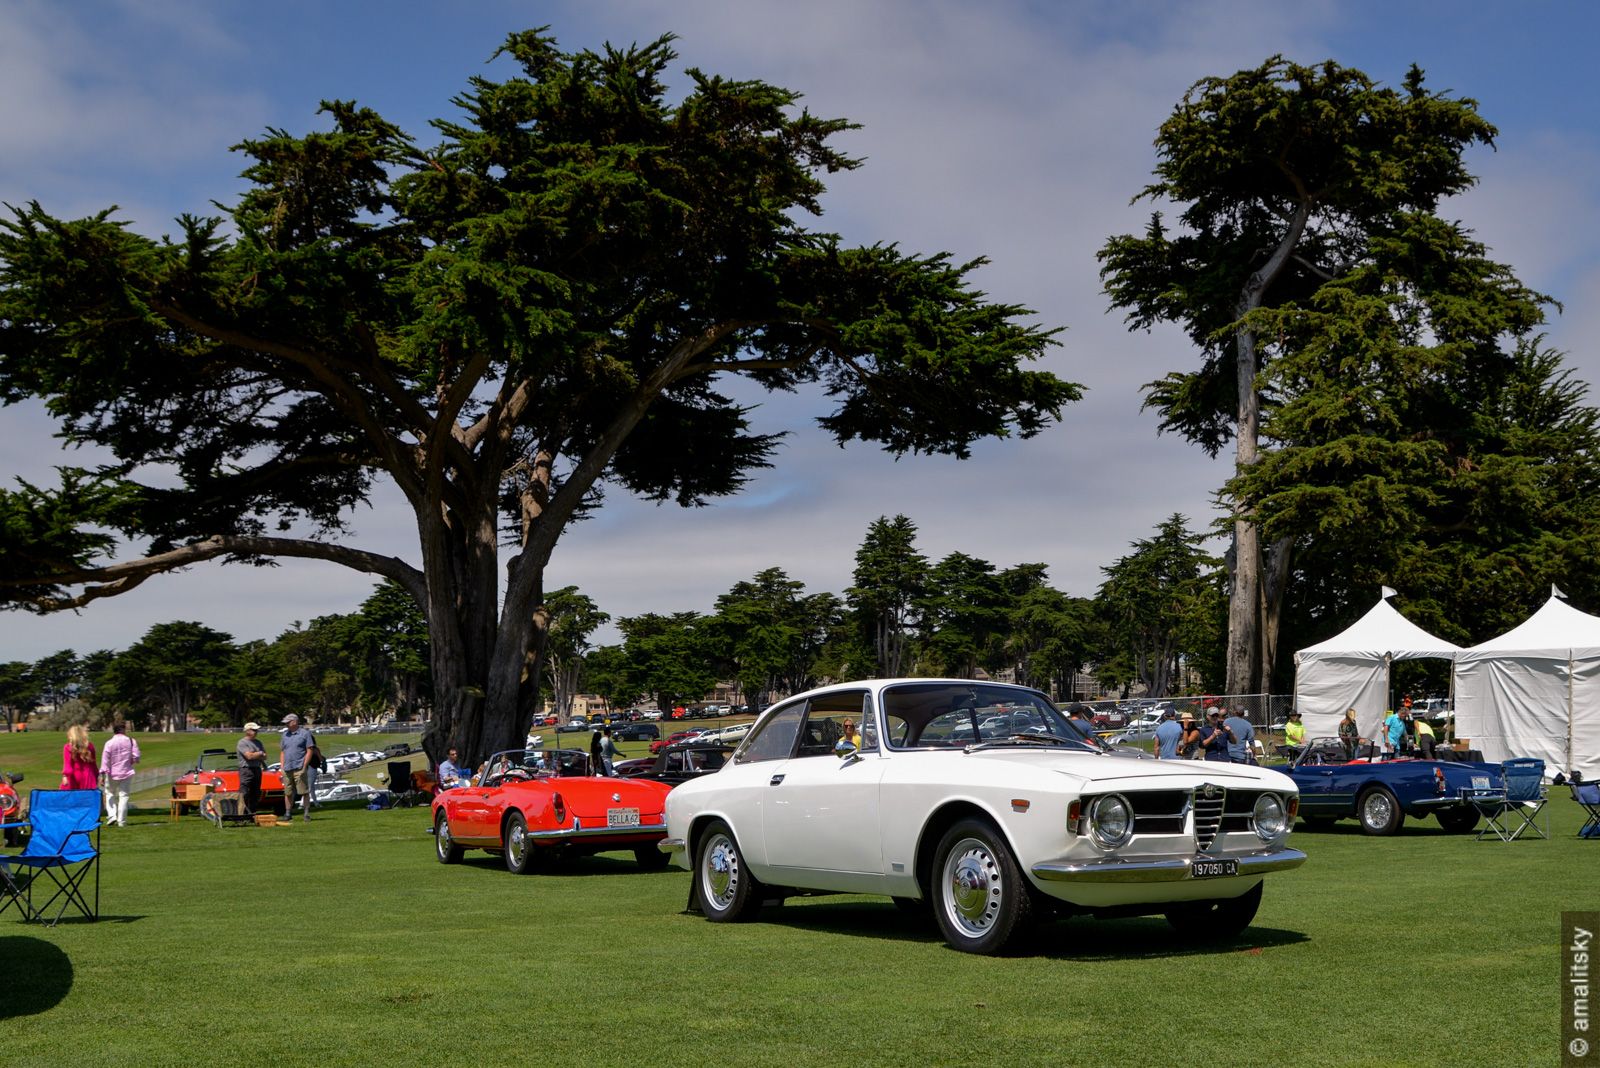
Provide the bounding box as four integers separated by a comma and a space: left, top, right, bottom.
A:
1569, 652, 1575, 775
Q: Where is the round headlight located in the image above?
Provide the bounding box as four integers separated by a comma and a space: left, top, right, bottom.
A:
1089, 793, 1133, 849
1253, 793, 1288, 842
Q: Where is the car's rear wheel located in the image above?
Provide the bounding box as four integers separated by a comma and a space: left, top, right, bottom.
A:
696, 820, 761, 922
1166, 880, 1262, 940
932, 818, 1034, 955
504, 812, 539, 874
1358, 787, 1404, 836
1436, 807, 1479, 834
434, 809, 463, 864
634, 844, 671, 870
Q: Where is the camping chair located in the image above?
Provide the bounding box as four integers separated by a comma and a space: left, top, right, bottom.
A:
1471, 758, 1549, 841
0, 789, 101, 925
1571, 780, 1600, 839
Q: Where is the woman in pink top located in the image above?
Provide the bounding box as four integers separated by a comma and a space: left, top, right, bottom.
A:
61, 724, 99, 790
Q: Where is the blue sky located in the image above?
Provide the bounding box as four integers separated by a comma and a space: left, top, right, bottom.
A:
3, 1, 1599, 660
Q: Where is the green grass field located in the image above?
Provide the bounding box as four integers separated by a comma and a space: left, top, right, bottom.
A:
1, 773, 1586, 1067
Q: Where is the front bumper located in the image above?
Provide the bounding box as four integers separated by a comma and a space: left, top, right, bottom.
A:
1031, 845, 1306, 884
659, 836, 687, 854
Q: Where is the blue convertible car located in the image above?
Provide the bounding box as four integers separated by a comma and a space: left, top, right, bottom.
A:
1287, 737, 1500, 835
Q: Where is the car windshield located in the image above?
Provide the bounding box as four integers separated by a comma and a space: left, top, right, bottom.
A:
881, 684, 1104, 752
480, 749, 591, 784
1294, 737, 1355, 767
197, 750, 239, 771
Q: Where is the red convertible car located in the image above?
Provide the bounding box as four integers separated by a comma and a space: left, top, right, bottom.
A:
431, 749, 673, 874
173, 748, 284, 812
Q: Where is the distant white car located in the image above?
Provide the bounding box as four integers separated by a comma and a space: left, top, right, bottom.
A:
664, 678, 1305, 955
641, 709, 663, 721
312, 780, 379, 803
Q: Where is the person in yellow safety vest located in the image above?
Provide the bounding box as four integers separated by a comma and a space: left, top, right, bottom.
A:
1413, 715, 1437, 759
1284, 710, 1306, 747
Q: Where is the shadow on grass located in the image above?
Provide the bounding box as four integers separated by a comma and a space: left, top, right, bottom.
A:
0, 936, 72, 1017
754, 899, 1311, 959
1297, 819, 1476, 838
454, 851, 665, 878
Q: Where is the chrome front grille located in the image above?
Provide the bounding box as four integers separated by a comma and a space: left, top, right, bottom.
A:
1192, 788, 1225, 851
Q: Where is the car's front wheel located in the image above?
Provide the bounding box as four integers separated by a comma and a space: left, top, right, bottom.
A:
504, 812, 539, 875
1166, 880, 1262, 940
931, 818, 1034, 955
1358, 787, 1404, 836
1436, 807, 1479, 834
434, 809, 463, 864
696, 820, 762, 922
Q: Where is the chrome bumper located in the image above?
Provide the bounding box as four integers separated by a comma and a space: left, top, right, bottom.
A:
659, 837, 687, 854
1031, 845, 1307, 884
523, 822, 665, 842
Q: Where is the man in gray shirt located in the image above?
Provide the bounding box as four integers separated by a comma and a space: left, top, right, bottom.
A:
1224, 708, 1256, 764
279, 713, 313, 822
237, 722, 267, 816
1153, 711, 1182, 759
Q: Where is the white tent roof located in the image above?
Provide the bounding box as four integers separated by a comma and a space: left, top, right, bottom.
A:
1460, 594, 1600, 654
1297, 598, 1462, 660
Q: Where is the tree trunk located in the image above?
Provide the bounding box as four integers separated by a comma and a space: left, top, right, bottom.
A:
1259, 536, 1293, 690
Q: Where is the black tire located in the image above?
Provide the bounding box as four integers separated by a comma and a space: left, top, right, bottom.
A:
1166, 880, 1262, 940
434, 809, 463, 864
931, 818, 1034, 955
503, 811, 538, 875
634, 843, 672, 871
1357, 787, 1404, 836
1436, 807, 1479, 834
695, 819, 762, 922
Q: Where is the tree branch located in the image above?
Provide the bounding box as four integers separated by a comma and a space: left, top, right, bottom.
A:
5, 534, 427, 610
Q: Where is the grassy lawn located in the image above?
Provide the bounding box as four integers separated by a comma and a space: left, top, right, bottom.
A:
2, 783, 1586, 1067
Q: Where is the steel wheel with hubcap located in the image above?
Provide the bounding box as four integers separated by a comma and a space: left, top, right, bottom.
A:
504, 811, 537, 874
696, 819, 761, 922
1166, 880, 1262, 940
1358, 786, 1404, 836
932, 818, 1033, 955
435, 809, 463, 864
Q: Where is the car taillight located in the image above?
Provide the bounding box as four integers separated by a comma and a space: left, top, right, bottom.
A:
552, 793, 566, 824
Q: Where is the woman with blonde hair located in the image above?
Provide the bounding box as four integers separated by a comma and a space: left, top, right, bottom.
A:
61, 723, 99, 790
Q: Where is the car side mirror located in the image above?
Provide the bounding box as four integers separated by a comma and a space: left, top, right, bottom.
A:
8, 772, 21, 783
836, 742, 858, 760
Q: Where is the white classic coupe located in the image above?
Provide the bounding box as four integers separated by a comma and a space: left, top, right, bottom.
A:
662, 679, 1306, 954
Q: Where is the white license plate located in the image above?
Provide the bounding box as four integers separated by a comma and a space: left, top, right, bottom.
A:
1471, 775, 1491, 789
606, 807, 640, 828
1193, 858, 1238, 879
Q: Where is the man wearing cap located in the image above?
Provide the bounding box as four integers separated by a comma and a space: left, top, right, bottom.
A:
278, 713, 314, 822
237, 722, 268, 817
1153, 710, 1181, 759
1283, 710, 1306, 761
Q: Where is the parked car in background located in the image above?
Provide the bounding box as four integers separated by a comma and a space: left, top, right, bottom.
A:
312, 780, 380, 803
431, 749, 673, 873
1286, 736, 1497, 835
619, 742, 735, 786
1090, 708, 1129, 729
664, 679, 1305, 955
650, 730, 704, 755
614, 722, 660, 741
174, 749, 284, 812
556, 717, 590, 734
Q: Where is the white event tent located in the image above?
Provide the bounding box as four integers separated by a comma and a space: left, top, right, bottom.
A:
1293, 594, 1461, 740
1453, 593, 1600, 780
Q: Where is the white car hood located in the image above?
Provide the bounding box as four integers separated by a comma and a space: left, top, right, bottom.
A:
960, 749, 1296, 792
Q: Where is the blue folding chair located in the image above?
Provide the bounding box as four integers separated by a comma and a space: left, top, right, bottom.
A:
0, 789, 102, 926
1472, 758, 1548, 841
1573, 781, 1600, 839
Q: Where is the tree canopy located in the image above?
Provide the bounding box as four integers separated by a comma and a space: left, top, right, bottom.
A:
0, 30, 1077, 762
1100, 56, 1543, 691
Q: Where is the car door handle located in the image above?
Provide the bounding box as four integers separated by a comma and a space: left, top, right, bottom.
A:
769, 774, 785, 786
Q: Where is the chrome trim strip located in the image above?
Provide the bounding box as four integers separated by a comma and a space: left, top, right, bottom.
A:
522, 822, 666, 841
1031, 845, 1307, 884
